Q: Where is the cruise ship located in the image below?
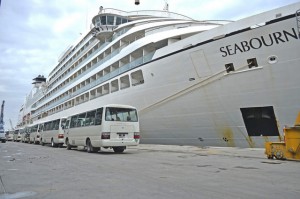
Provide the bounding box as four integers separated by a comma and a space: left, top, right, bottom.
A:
17, 2, 300, 148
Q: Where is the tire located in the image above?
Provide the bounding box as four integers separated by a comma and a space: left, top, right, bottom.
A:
66, 139, 72, 150
40, 138, 45, 146
113, 147, 126, 153
51, 139, 57, 147
86, 139, 98, 153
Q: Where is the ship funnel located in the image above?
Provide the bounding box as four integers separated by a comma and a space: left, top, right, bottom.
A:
32, 75, 46, 88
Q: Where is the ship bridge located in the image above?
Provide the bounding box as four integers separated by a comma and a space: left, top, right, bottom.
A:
91, 7, 193, 42
92, 7, 131, 42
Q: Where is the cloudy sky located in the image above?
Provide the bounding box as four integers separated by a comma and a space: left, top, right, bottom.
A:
0, 0, 299, 129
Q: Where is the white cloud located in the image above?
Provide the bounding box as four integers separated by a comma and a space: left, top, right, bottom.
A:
53, 12, 83, 34
0, 85, 6, 92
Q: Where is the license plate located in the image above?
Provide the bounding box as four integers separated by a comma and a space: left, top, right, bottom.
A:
117, 133, 128, 138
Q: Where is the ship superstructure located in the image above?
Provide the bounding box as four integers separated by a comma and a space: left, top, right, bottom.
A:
17, 3, 300, 148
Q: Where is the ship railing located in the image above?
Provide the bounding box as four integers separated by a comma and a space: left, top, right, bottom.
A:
31, 51, 155, 118
101, 8, 193, 20
46, 26, 140, 98
30, 92, 44, 108
34, 42, 111, 108
49, 34, 95, 78
48, 41, 109, 90
111, 27, 131, 41
47, 41, 124, 95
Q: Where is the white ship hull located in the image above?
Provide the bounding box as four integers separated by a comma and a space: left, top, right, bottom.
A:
18, 3, 300, 148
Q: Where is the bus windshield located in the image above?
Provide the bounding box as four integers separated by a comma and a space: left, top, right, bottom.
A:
105, 107, 138, 122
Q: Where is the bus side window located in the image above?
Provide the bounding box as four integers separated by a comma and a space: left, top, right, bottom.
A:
105, 108, 112, 121
77, 113, 86, 127
46, 122, 51, 131
65, 120, 70, 129
55, 119, 60, 130
61, 119, 67, 129
49, 121, 54, 130
86, 110, 96, 126
70, 115, 78, 128
95, 108, 103, 125
40, 124, 44, 131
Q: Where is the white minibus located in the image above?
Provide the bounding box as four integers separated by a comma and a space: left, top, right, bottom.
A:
29, 123, 42, 144
64, 104, 140, 153
6, 130, 14, 141
0, 130, 5, 143
40, 118, 66, 147
13, 128, 22, 142
18, 128, 27, 142
23, 127, 30, 143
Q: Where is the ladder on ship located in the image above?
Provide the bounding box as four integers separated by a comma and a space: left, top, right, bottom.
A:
297, 9, 300, 39
140, 62, 252, 114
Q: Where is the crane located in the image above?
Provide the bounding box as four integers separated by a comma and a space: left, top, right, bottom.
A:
0, 100, 4, 132
9, 119, 14, 130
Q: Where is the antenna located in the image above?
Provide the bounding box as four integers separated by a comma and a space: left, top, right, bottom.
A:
163, 0, 169, 11
0, 100, 5, 132
99, 6, 103, 14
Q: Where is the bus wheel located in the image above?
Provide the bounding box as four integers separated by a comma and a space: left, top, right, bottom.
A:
86, 139, 92, 153
66, 139, 72, 150
51, 139, 57, 147
86, 139, 97, 153
113, 147, 125, 153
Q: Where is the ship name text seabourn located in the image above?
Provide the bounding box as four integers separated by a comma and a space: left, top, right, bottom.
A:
220, 28, 299, 57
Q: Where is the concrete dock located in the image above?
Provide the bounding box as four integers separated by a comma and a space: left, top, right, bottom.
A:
0, 142, 299, 199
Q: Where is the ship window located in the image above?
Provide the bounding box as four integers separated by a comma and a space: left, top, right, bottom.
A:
101, 16, 106, 25
116, 17, 122, 25
111, 79, 119, 93
122, 18, 127, 24
225, 63, 234, 73
103, 83, 109, 95
107, 16, 114, 25
247, 58, 258, 68
90, 89, 96, 100
131, 70, 144, 86
120, 75, 130, 90
96, 87, 102, 97
95, 16, 100, 23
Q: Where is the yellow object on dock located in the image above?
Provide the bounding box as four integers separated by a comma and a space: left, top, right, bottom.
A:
265, 113, 300, 161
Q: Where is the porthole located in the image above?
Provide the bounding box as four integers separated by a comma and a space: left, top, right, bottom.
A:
268, 55, 278, 64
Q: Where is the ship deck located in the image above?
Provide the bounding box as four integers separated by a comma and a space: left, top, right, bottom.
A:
0, 142, 299, 199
